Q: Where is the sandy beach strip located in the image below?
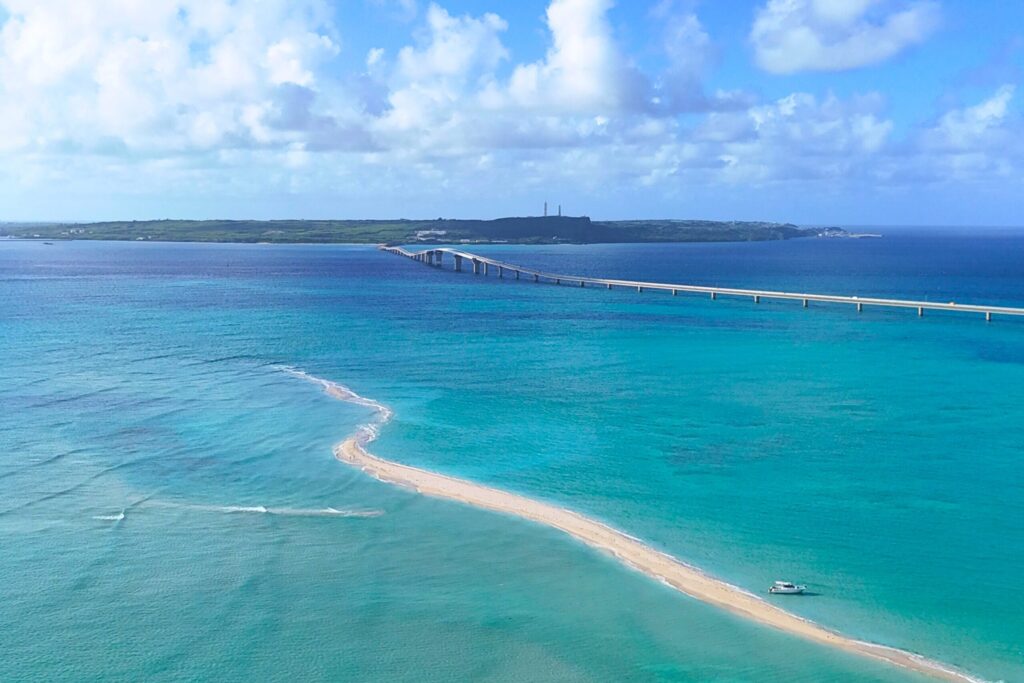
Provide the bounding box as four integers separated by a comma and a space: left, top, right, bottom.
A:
279, 368, 978, 683
335, 436, 980, 683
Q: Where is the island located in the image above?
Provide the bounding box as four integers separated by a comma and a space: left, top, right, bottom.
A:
0, 216, 824, 245
817, 226, 882, 239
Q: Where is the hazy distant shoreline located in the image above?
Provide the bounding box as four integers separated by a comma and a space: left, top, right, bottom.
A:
0, 216, 821, 245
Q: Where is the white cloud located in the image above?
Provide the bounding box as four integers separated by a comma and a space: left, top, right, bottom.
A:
502, 0, 646, 112
266, 34, 339, 87
896, 85, 1022, 183
720, 91, 893, 182
651, 3, 749, 113
395, 4, 506, 82
0, 0, 1019, 221
366, 47, 385, 69
370, 0, 418, 23
376, 4, 507, 134
924, 84, 1015, 151
751, 0, 940, 74
0, 0, 343, 152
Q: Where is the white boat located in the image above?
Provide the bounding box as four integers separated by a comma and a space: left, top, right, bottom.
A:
768, 581, 806, 595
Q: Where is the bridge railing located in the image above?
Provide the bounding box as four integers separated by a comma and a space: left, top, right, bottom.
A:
380, 245, 1024, 320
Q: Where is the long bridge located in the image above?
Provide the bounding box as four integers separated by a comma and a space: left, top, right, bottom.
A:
381, 245, 1024, 321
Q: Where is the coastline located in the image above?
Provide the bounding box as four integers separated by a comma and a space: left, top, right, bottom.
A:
287, 367, 982, 683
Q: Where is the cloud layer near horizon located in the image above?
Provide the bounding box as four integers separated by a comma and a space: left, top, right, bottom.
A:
0, 0, 1020, 221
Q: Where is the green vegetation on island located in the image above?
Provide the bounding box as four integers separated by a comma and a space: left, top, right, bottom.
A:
0, 216, 822, 245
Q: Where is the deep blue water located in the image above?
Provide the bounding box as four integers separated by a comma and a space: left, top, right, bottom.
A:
1, 233, 1022, 682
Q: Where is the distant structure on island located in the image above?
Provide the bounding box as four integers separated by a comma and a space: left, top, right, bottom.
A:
542, 202, 563, 218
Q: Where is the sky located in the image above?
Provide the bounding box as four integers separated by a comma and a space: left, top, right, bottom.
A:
0, 0, 1022, 225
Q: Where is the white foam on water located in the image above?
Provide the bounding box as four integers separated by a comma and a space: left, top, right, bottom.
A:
273, 365, 392, 446
143, 500, 383, 519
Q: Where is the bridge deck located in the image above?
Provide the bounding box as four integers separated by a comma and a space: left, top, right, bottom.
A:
382, 245, 1024, 320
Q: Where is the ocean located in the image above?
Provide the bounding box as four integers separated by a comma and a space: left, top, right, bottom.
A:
2, 231, 1022, 682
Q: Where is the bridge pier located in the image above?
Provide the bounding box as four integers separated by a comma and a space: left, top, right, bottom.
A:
379, 248, 1024, 322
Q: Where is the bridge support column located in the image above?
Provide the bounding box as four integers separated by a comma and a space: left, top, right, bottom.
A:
754, 295, 760, 304
484, 262, 489, 276
435, 251, 443, 266
515, 270, 520, 280
498, 266, 503, 278
710, 292, 716, 300
607, 283, 612, 290
917, 306, 924, 317
454, 255, 462, 272
473, 260, 480, 275
637, 286, 643, 293
556, 279, 560, 285
534, 274, 539, 282
580, 280, 585, 287
857, 302, 863, 313
803, 298, 808, 308
986, 311, 992, 322
672, 289, 677, 296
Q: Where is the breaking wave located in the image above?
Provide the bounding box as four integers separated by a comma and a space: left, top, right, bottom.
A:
146, 500, 383, 518
273, 365, 392, 445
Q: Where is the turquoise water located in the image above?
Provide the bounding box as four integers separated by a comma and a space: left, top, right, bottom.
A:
2, 237, 1022, 682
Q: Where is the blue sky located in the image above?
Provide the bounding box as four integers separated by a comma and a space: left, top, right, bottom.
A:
0, 0, 1021, 225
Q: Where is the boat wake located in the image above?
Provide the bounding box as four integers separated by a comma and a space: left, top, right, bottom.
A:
147, 500, 383, 518
92, 499, 382, 522
280, 365, 986, 683
196, 504, 382, 518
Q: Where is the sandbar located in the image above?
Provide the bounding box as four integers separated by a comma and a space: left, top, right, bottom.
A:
285, 367, 980, 683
